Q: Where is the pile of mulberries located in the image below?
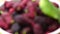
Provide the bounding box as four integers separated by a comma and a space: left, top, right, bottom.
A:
0, 0, 59, 34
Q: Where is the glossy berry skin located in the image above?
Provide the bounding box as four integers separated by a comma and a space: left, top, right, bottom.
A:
9, 8, 15, 14
34, 16, 59, 33
1, 12, 13, 24
19, 0, 28, 8
0, 16, 8, 30
11, 23, 20, 32
26, 1, 36, 18
4, 2, 13, 11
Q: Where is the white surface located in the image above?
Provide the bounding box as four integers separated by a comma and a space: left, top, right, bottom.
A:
0, 28, 12, 34
0, 0, 5, 7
